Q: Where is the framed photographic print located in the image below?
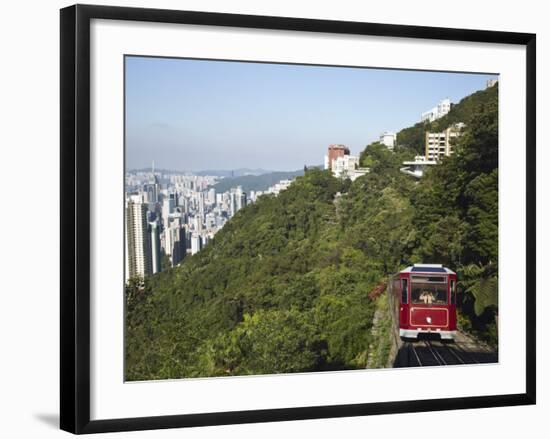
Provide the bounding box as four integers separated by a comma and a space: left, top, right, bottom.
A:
60, 4, 536, 434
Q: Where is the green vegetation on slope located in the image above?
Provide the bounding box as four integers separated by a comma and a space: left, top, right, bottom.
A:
397, 84, 499, 154
126, 84, 499, 380
126, 169, 380, 379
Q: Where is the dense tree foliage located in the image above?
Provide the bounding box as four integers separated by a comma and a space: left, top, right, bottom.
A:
126, 169, 380, 380
409, 86, 499, 344
126, 85, 499, 380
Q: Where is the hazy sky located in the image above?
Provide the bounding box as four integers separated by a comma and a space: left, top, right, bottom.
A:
125, 56, 496, 172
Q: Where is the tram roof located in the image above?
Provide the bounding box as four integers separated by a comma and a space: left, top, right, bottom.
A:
401, 264, 455, 274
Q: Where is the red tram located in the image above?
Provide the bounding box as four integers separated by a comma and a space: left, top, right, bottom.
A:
389, 264, 457, 340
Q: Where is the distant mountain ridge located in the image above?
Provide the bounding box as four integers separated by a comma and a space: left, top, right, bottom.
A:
211, 169, 305, 193
128, 167, 275, 177
195, 168, 274, 177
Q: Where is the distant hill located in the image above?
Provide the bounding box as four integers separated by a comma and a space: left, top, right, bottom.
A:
128, 168, 274, 177
211, 169, 305, 193
129, 167, 179, 174
195, 168, 274, 177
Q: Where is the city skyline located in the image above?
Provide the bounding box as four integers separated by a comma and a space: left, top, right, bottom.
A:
125, 56, 496, 171
125, 165, 296, 279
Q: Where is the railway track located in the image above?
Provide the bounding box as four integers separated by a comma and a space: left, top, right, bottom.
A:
395, 335, 498, 367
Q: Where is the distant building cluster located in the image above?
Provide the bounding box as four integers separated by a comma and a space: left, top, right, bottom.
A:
324, 144, 369, 181
125, 165, 295, 282
421, 98, 452, 123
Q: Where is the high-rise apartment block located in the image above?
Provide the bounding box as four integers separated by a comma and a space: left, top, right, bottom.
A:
190, 234, 202, 255
149, 219, 162, 274
126, 195, 153, 281
165, 223, 186, 266
425, 123, 465, 161
162, 197, 174, 230
235, 186, 247, 211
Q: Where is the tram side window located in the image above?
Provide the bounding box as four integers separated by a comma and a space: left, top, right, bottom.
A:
450, 280, 456, 305
401, 279, 408, 304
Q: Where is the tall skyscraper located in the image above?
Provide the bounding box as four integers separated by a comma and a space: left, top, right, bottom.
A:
165, 223, 186, 266
207, 188, 216, 205
198, 192, 205, 218
191, 234, 202, 255
144, 183, 158, 205
126, 195, 153, 281
170, 192, 178, 208
235, 186, 247, 212
162, 197, 174, 230
421, 98, 452, 123
229, 191, 237, 217
144, 160, 161, 205
192, 215, 202, 232
149, 219, 162, 274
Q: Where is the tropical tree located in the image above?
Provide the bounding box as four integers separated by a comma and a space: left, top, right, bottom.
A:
458, 262, 498, 317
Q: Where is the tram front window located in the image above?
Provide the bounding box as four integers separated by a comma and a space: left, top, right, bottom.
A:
411, 276, 447, 305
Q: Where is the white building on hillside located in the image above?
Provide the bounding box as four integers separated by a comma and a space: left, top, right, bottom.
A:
379, 131, 397, 150
267, 179, 293, 195
421, 98, 452, 123
332, 155, 369, 181
400, 156, 438, 178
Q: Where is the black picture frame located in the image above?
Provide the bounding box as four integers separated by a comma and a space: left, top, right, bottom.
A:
60, 4, 536, 434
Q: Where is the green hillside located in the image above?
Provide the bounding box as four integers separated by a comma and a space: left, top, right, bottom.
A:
397, 84, 499, 154
125, 84, 499, 380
